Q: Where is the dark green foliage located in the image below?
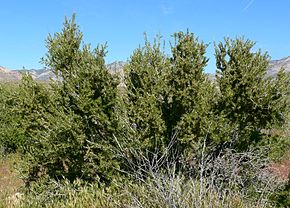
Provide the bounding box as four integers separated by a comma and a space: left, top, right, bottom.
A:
0, 15, 289, 207
18, 15, 121, 184
164, 32, 219, 159
124, 31, 220, 166
164, 31, 208, 140
124, 33, 289, 175
0, 83, 26, 153
16, 75, 60, 180
271, 173, 290, 207
124, 36, 168, 154
215, 37, 290, 150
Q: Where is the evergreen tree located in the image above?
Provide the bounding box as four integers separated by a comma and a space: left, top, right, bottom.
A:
164, 31, 217, 160
124, 36, 168, 155
124, 31, 219, 165
19, 15, 121, 184
215, 37, 290, 150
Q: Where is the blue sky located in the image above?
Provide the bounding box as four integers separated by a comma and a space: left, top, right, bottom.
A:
0, 0, 290, 73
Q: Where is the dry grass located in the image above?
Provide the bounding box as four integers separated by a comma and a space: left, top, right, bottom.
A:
0, 154, 23, 207
268, 123, 290, 181
0, 131, 288, 207
115, 134, 285, 208
269, 151, 290, 181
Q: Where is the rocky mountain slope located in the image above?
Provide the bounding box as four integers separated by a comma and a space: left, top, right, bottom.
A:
268, 56, 290, 76
0, 66, 22, 81
0, 57, 289, 82
0, 61, 126, 82
0, 67, 55, 82
17, 69, 56, 81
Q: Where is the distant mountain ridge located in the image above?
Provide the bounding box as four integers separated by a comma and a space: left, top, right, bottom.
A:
0, 61, 126, 82
17, 68, 56, 81
0, 66, 22, 81
268, 56, 290, 76
0, 57, 289, 82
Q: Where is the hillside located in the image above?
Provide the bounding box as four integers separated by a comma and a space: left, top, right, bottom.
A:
268, 56, 290, 76
0, 66, 21, 81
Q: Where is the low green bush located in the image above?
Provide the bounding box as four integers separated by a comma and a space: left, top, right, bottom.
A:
0, 83, 26, 153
